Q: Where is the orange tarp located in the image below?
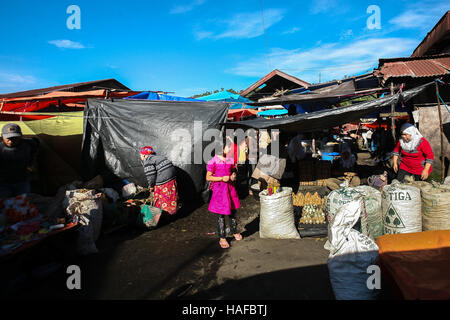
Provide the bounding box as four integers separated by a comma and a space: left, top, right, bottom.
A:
3, 89, 109, 102
227, 109, 258, 121
0, 90, 139, 121
3, 89, 138, 103
377, 230, 450, 300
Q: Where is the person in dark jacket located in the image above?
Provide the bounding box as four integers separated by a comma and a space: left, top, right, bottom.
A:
0, 123, 39, 198
140, 146, 178, 215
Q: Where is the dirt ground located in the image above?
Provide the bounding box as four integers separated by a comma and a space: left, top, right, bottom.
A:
2, 193, 335, 300
1, 152, 388, 300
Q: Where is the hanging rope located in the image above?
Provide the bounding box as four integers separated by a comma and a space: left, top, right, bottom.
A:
436, 88, 450, 113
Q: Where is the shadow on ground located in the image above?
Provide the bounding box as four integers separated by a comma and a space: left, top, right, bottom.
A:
183, 264, 335, 300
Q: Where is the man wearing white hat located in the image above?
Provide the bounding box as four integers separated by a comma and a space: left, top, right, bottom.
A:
0, 123, 39, 198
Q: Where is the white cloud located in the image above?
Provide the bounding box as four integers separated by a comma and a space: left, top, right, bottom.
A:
0, 72, 38, 93
0, 72, 36, 86
227, 37, 418, 83
194, 31, 214, 40
282, 27, 300, 35
310, 0, 340, 14
170, 0, 206, 14
48, 40, 85, 49
340, 29, 353, 40
389, 1, 449, 30
196, 9, 285, 40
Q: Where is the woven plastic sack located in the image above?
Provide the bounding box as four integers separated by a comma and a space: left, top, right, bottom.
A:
381, 182, 421, 235
326, 185, 361, 222
354, 186, 383, 241
64, 189, 103, 255
259, 187, 300, 239
122, 183, 137, 199
137, 204, 162, 229
419, 182, 450, 231
325, 199, 380, 300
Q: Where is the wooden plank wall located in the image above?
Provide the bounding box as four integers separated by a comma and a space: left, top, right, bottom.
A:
418, 105, 450, 177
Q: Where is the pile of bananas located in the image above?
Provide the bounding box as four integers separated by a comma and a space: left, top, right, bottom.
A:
292, 192, 326, 207
299, 204, 326, 224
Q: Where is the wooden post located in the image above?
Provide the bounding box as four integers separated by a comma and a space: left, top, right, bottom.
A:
257, 129, 260, 164
390, 82, 396, 140
435, 82, 445, 182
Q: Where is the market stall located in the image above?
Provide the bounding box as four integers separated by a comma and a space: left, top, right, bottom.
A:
0, 193, 79, 258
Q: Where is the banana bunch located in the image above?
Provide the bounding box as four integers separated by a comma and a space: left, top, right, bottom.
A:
299, 204, 326, 224
293, 192, 325, 207
305, 192, 322, 206
292, 192, 304, 206
321, 196, 327, 207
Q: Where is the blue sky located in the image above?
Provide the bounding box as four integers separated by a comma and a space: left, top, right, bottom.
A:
0, 0, 448, 97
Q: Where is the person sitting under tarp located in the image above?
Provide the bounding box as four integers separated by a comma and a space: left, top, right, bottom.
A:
325, 145, 360, 191
0, 123, 39, 198
140, 146, 178, 215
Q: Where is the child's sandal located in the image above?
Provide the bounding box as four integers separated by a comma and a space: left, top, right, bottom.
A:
219, 239, 230, 249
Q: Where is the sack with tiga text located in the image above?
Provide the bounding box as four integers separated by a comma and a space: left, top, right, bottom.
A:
381, 182, 421, 235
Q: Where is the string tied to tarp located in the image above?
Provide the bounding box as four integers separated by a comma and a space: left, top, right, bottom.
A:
435, 79, 450, 113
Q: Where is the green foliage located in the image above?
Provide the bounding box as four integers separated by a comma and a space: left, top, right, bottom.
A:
339, 94, 378, 107
190, 88, 241, 99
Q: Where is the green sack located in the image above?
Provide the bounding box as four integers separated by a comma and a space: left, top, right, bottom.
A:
137, 204, 162, 229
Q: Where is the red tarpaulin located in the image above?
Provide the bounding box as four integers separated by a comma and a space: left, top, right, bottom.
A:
227, 108, 258, 122
0, 90, 139, 121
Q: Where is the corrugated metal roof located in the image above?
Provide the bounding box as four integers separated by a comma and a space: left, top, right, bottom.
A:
375, 54, 450, 84
240, 69, 311, 99
411, 11, 450, 57
0, 78, 131, 99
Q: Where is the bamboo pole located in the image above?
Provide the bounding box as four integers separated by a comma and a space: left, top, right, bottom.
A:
390, 82, 396, 140
435, 82, 445, 182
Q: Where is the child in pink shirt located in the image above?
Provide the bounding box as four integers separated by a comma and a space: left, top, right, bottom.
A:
206, 142, 243, 249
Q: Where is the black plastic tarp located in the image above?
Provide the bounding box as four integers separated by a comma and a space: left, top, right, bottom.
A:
248, 80, 358, 106
225, 82, 433, 133
81, 98, 228, 200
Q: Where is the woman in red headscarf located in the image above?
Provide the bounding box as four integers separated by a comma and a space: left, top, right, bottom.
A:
140, 146, 178, 215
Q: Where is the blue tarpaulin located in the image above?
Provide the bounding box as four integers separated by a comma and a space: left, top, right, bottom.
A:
125, 92, 204, 102
201, 91, 255, 109
283, 104, 328, 114
258, 109, 288, 117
